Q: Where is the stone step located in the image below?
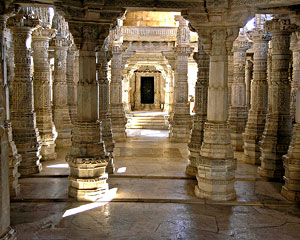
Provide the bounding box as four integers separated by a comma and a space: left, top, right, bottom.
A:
126, 125, 169, 130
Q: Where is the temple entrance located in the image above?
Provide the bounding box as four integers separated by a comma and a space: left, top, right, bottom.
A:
141, 76, 154, 104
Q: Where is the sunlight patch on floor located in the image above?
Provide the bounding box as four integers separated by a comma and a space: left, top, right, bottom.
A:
46, 164, 69, 168
62, 188, 118, 217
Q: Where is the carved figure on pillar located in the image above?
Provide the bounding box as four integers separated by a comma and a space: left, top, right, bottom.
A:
66, 22, 110, 201
98, 40, 115, 174
51, 12, 72, 147
258, 17, 293, 179
243, 16, 271, 165
229, 28, 252, 151
169, 15, 193, 142
282, 30, 300, 201
194, 26, 240, 201
186, 40, 209, 176
7, 7, 42, 176
32, 8, 57, 161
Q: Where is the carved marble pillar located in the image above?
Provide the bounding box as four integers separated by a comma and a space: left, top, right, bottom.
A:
51, 37, 72, 147
229, 29, 252, 151
0, 13, 17, 237
169, 16, 192, 142
51, 13, 72, 147
7, 9, 42, 176
290, 37, 299, 124
186, 40, 209, 176
67, 44, 78, 125
258, 18, 292, 179
281, 31, 300, 201
32, 26, 57, 161
110, 45, 126, 141
98, 48, 115, 174
1, 16, 21, 197
195, 28, 239, 201
243, 27, 271, 165
227, 53, 234, 109
245, 58, 253, 110
67, 23, 109, 201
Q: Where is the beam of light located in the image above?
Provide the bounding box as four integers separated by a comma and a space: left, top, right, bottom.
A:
46, 164, 69, 168
117, 167, 127, 173
62, 188, 118, 218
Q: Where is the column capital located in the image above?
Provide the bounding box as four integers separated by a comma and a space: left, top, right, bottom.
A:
290, 31, 300, 52
247, 28, 272, 42
197, 27, 240, 56
32, 26, 56, 40
265, 17, 294, 35
232, 29, 252, 52
175, 46, 193, 56
7, 7, 40, 30
68, 22, 110, 50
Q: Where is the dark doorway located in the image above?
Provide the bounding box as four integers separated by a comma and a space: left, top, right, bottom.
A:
141, 76, 154, 104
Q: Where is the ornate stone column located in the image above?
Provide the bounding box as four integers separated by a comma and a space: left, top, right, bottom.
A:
98, 43, 115, 174
258, 17, 292, 179
169, 15, 193, 142
0, 11, 17, 237
228, 29, 252, 151
245, 58, 253, 110
7, 8, 42, 176
194, 27, 239, 201
1, 15, 21, 197
281, 31, 300, 201
186, 40, 209, 176
51, 13, 72, 147
67, 43, 78, 124
32, 23, 57, 161
227, 53, 234, 109
243, 22, 271, 165
66, 23, 109, 201
290, 36, 299, 124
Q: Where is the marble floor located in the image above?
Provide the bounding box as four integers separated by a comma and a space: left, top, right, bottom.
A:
10, 129, 300, 240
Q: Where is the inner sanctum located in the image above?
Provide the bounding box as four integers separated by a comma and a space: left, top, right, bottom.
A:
1, 1, 300, 239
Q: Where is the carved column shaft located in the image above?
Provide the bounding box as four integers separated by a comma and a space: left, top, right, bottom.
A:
195, 28, 238, 201
243, 28, 271, 165
32, 27, 57, 161
290, 49, 299, 124
228, 54, 234, 108
170, 16, 192, 142
229, 30, 251, 151
245, 58, 253, 110
67, 45, 78, 124
186, 40, 209, 176
98, 49, 115, 173
258, 18, 292, 179
1, 16, 21, 197
282, 31, 300, 201
110, 45, 126, 141
52, 37, 72, 147
67, 23, 109, 201
7, 11, 42, 176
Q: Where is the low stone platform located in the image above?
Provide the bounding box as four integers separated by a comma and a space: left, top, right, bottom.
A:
126, 111, 169, 130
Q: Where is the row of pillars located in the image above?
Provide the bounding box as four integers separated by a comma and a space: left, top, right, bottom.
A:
187, 15, 300, 201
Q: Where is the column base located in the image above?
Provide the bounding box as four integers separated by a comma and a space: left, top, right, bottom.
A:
41, 143, 57, 161
19, 162, 42, 176
230, 133, 244, 152
55, 137, 72, 148
0, 227, 17, 240
281, 186, 300, 201
105, 156, 115, 174
186, 147, 200, 177
169, 114, 192, 143
242, 152, 261, 165
9, 154, 21, 197
67, 153, 109, 201
186, 164, 197, 176
194, 156, 236, 201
